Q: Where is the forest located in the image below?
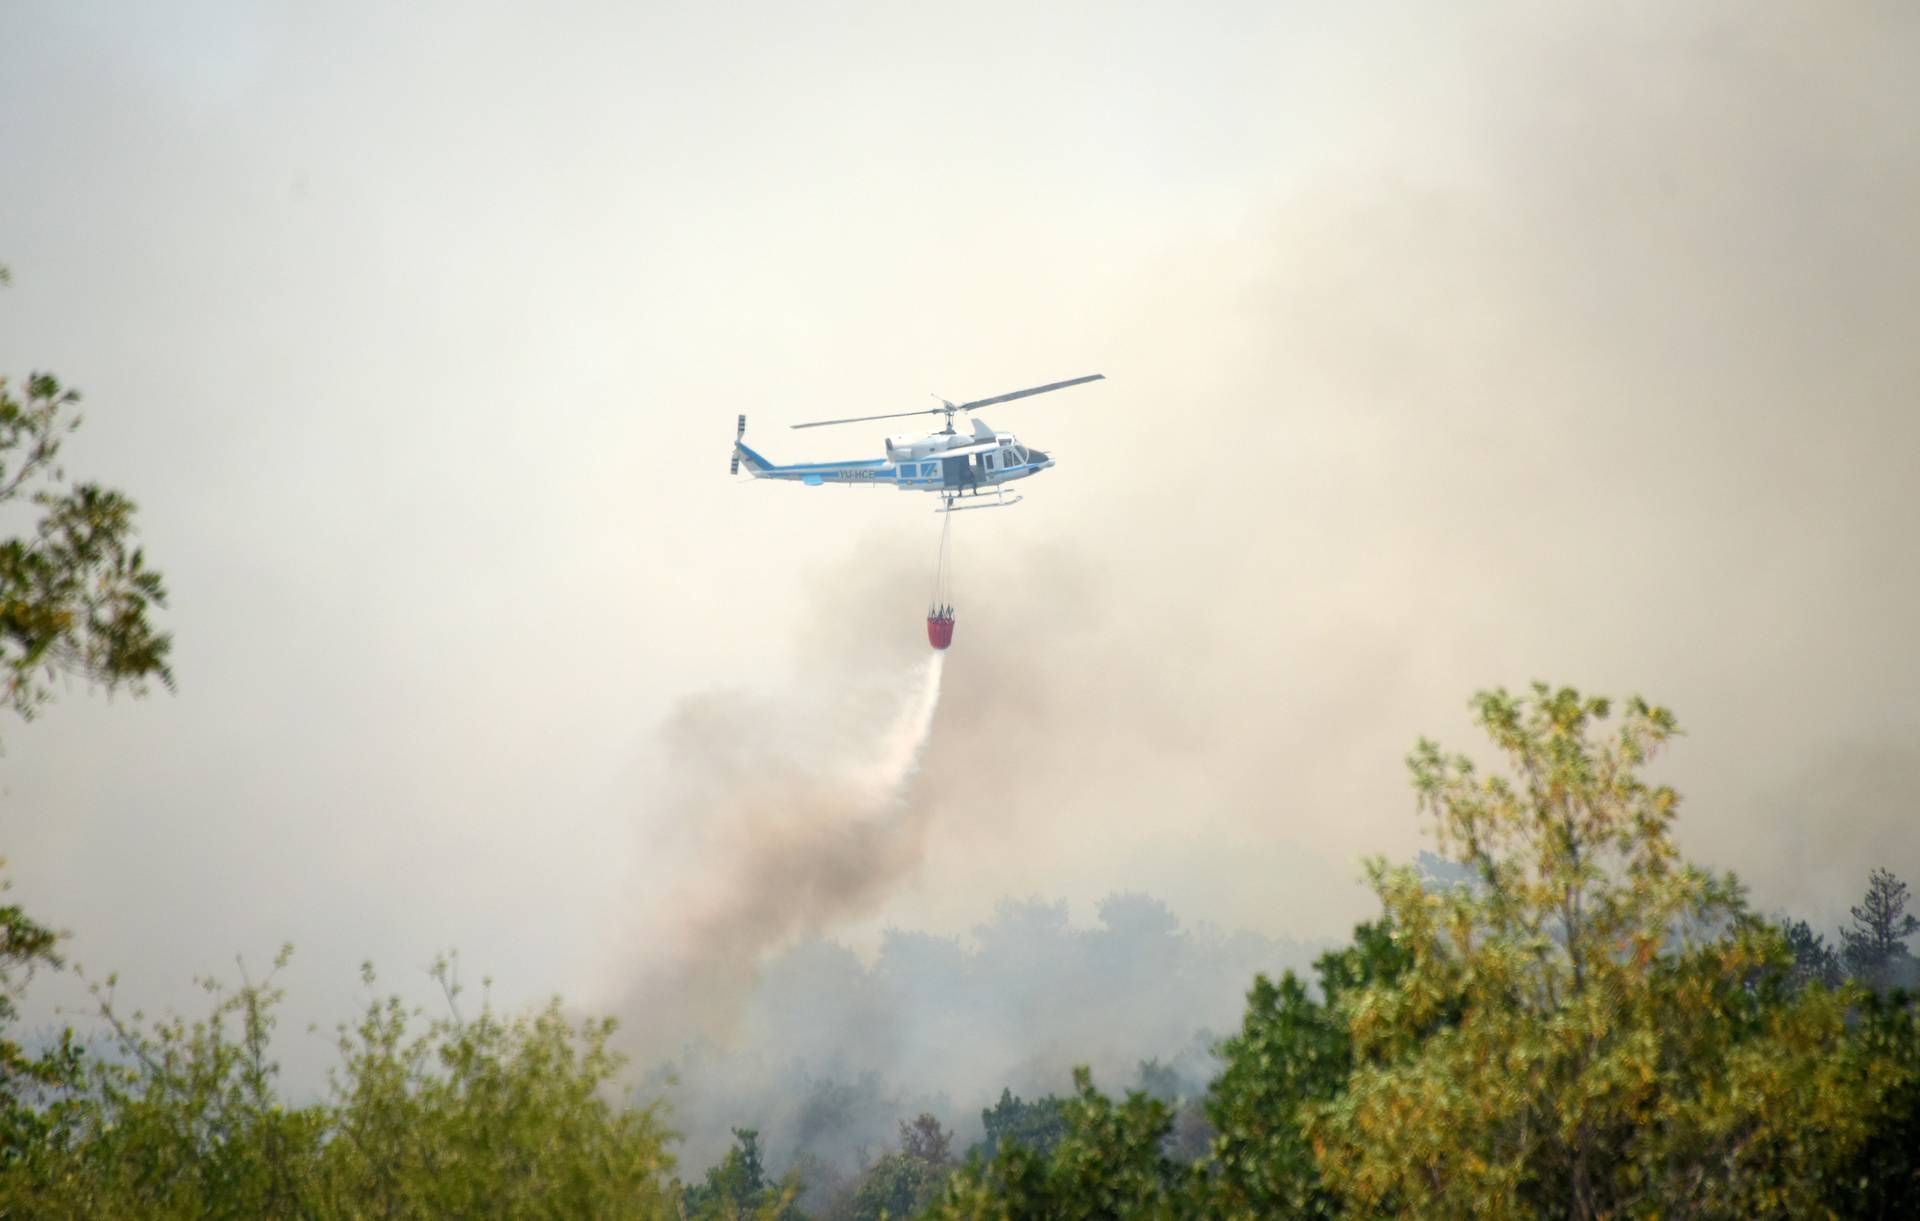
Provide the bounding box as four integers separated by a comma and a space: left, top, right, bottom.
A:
3, 272, 1918, 1217
7, 699, 1917, 1217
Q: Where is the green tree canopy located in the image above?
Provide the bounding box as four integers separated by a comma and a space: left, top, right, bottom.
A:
680, 1127, 801, 1220
931, 1069, 1195, 1221
844, 1114, 955, 1221
1204, 920, 1410, 1217
4, 953, 679, 1219
2, 262, 172, 1176
1, 864, 83, 1161
1841, 868, 1920, 993
0, 265, 171, 726
926, 684, 1918, 1219
1306, 685, 1907, 1218
1780, 917, 1843, 991
975, 1088, 1068, 1162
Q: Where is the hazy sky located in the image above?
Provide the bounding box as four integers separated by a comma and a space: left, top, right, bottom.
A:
4, 1, 1917, 1054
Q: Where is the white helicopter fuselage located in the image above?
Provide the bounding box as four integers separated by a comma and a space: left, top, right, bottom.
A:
733, 417, 1054, 501
730, 374, 1098, 510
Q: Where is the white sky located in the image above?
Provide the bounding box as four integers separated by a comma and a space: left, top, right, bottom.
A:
3, 1, 1917, 1052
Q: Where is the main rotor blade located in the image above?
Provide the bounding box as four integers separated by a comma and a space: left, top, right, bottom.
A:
956, 373, 1104, 411
790, 407, 943, 430
787, 374, 1104, 430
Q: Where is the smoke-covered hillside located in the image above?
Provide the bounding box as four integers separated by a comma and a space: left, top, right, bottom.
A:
640, 892, 1323, 1172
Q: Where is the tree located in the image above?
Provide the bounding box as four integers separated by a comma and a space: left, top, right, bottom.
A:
931, 1070, 1197, 1221
321, 956, 678, 1219
975, 1088, 1068, 1160
1780, 917, 1843, 991
1, 864, 84, 1162
844, 1114, 954, 1221
874, 684, 1920, 1217
2, 952, 680, 1219
0, 266, 172, 727
1305, 685, 1907, 1219
1841, 868, 1920, 993
1133, 1059, 1213, 1166
681, 1128, 800, 1220
1, 263, 172, 1170
1204, 921, 1410, 1218
898, 1111, 952, 1165
1822, 992, 1920, 1219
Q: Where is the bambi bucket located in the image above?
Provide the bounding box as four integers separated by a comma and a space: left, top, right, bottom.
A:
927, 614, 955, 650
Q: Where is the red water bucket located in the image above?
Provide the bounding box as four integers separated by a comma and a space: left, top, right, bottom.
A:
927, 614, 955, 650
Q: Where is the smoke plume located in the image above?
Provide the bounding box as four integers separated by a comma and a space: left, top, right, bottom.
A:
617, 652, 945, 1054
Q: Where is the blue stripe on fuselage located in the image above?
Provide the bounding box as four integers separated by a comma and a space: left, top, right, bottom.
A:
771, 460, 889, 472
759, 460, 895, 485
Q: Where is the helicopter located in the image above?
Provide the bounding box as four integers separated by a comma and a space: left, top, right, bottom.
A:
729, 374, 1103, 512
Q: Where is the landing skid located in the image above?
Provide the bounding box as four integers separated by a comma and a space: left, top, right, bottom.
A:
938, 490, 1023, 513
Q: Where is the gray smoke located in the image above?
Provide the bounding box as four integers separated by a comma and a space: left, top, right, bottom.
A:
3, 0, 1915, 1168
607, 3, 1920, 1169
642, 893, 1321, 1174
615, 651, 944, 1054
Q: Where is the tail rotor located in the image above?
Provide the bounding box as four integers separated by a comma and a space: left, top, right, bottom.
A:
730, 414, 746, 475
